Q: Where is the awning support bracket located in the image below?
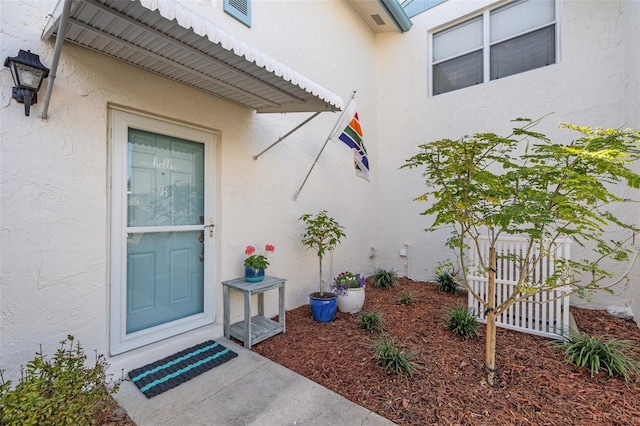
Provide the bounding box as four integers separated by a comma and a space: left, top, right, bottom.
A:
253, 112, 322, 160
41, 0, 72, 121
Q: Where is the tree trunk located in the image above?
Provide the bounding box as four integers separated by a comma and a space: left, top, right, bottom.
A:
485, 246, 497, 386
318, 256, 323, 295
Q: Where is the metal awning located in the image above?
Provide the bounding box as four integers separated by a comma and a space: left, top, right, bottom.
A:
41, 0, 344, 113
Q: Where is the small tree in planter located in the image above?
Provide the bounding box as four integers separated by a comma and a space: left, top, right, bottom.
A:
299, 210, 346, 295
402, 119, 640, 385
299, 210, 346, 322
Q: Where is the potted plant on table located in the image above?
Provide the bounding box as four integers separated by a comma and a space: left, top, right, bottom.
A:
243, 244, 275, 282
299, 210, 346, 322
332, 271, 366, 314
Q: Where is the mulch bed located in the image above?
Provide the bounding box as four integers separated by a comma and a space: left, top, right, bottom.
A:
252, 277, 640, 425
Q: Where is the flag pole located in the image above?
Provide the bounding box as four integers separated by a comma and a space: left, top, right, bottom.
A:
254, 112, 322, 160
293, 90, 357, 201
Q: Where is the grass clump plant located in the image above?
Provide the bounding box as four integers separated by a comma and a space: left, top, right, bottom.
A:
397, 291, 415, 305
372, 268, 398, 289
373, 336, 417, 376
358, 310, 384, 331
434, 261, 459, 294
0, 335, 122, 426
444, 304, 479, 339
556, 333, 640, 381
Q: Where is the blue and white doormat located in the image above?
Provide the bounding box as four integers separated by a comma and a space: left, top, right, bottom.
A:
128, 340, 238, 398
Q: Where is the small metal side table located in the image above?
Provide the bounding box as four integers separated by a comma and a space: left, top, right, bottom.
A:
222, 275, 286, 348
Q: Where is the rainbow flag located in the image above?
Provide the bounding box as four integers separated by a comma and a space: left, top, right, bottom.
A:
332, 102, 369, 181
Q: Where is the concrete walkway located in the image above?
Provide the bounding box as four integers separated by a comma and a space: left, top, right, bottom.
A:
115, 337, 395, 426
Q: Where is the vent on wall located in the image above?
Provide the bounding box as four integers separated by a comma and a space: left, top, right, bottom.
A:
371, 14, 386, 25
229, 0, 248, 15
224, 0, 251, 27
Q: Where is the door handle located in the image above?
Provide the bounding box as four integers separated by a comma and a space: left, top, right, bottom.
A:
204, 219, 215, 238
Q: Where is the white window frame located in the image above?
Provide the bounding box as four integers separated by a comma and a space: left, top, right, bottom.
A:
429, 0, 560, 96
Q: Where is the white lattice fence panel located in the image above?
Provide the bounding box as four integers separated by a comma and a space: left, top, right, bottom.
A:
467, 236, 571, 338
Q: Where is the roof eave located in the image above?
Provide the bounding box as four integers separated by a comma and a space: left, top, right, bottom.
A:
379, 0, 413, 32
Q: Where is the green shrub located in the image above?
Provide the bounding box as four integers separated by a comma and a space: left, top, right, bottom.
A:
434, 261, 459, 294
372, 268, 398, 289
0, 335, 122, 426
358, 310, 384, 331
556, 333, 640, 381
397, 291, 415, 305
444, 305, 479, 339
374, 336, 417, 376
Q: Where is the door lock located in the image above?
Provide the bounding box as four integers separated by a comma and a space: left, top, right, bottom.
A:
203, 218, 215, 238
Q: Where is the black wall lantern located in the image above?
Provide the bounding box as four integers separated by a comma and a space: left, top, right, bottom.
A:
4, 50, 50, 116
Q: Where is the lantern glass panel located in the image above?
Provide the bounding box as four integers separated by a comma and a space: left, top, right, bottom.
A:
15, 63, 45, 90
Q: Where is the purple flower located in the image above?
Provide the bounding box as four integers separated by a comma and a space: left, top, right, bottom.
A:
331, 271, 366, 296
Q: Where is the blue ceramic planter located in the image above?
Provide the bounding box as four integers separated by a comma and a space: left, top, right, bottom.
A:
309, 292, 337, 322
244, 267, 265, 282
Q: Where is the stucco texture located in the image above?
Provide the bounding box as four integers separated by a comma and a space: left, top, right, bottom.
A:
1, 0, 378, 380
374, 0, 640, 308
1, 0, 638, 382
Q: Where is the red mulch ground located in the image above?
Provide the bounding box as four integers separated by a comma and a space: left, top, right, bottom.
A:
251, 277, 640, 426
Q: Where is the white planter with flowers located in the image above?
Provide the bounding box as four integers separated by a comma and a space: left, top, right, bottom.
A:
333, 272, 366, 314
337, 287, 366, 313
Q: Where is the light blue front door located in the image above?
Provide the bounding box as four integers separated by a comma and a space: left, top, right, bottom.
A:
110, 109, 215, 355
126, 129, 205, 333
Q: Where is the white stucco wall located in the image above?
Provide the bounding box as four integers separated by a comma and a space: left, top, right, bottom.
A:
1, 0, 639, 382
0, 0, 379, 381
374, 0, 640, 311
622, 0, 640, 324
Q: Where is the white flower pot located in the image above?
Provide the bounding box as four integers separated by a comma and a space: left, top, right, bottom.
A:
337, 287, 365, 313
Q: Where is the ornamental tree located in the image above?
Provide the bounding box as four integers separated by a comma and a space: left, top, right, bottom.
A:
402, 118, 640, 386
299, 210, 346, 296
